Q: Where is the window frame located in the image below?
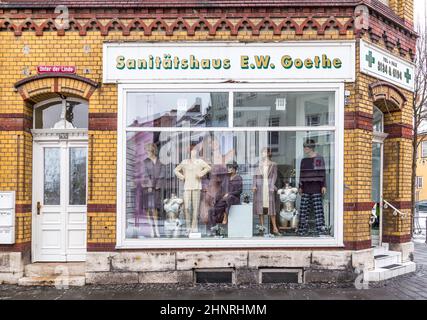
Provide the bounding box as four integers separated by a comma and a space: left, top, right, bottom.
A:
416, 176, 424, 189
422, 141, 427, 158
116, 82, 345, 249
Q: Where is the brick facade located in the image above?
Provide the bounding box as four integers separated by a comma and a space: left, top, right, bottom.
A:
0, 0, 416, 283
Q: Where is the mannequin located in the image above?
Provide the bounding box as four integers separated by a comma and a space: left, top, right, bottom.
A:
208, 161, 243, 229
141, 143, 165, 238
174, 145, 211, 233
199, 135, 231, 225
163, 194, 184, 238
252, 147, 279, 235
298, 139, 327, 236
277, 183, 299, 229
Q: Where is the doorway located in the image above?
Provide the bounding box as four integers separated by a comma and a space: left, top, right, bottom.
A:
371, 106, 388, 247
31, 98, 88, 262
33, 139, 88, 262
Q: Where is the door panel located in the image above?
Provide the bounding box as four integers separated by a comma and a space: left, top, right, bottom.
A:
36, 146, 66, 261
34, 141, 87, 262
65, 146, 87, 261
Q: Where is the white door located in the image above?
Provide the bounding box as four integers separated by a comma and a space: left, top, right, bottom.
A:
33, 140, 88, 262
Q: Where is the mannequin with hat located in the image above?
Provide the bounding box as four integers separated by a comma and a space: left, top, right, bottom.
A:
208, 161, 243, 228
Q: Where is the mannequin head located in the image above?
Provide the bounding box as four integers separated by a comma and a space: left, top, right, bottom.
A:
261, 147, 272, 161
226, 161, 238, 175
303, 139, 316, 157
145, 143, 158, 158
189, 144, 199, 159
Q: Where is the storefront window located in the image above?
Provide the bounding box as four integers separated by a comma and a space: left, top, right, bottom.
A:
233, 92, 334, 127
127, 92, 229, 128
124, 90, 337, 241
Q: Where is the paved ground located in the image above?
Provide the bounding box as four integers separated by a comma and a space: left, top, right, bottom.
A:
0, 242, 426, 300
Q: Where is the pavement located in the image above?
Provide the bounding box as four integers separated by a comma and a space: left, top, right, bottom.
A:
0, 241, 426, 300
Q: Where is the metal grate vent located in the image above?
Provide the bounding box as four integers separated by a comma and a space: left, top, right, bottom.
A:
259, 269, 303, 284
195, 271, 234, 284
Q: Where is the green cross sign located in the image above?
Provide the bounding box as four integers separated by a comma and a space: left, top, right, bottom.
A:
404, 68, 412, 84
366, 50, 376, 68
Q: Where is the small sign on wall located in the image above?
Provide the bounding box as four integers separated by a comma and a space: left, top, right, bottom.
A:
37, 66, 76, 74
360, 40, 415, 92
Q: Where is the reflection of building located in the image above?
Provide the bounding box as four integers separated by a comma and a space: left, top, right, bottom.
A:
416, 132, 427, 202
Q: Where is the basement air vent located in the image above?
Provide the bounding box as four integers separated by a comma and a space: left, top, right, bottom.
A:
195, 269, 234, 284
259, 269, 303, 284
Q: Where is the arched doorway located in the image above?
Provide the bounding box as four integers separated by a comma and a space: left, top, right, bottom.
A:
32, 97, 89, 262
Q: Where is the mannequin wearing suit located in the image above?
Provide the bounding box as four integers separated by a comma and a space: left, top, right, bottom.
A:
174, 146, 212, 233
252, 147, 279, 235
141, 143, 165, 238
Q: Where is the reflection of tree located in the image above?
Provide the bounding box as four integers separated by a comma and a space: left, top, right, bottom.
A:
66, 103, 74, 125
70, 149, 87, 205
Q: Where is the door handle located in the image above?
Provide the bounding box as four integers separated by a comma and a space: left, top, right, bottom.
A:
37, 201, 41, 215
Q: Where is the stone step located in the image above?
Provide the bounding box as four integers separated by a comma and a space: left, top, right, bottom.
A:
364, 261, 416, 282
373, 243, 390, 256
18, 276, 85, 287
374, 251, 401, 269
24, 262, 85, 277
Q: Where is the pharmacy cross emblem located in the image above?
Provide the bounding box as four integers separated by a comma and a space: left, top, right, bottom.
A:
366, 50, 376, 68
404, 68, 412, 84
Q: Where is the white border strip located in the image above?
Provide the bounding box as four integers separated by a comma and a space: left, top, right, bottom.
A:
116, 82, 344, 249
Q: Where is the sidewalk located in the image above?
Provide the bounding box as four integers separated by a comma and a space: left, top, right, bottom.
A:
0, 242, 426, 300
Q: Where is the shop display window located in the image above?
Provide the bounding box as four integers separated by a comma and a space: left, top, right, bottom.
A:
123, 90, 337, 241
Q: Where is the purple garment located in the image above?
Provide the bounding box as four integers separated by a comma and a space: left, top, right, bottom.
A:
208, 175, 243, 226
299, 155, 326, 194
140, 158, 165, 210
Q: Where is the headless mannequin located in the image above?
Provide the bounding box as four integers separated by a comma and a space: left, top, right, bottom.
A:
174, 147, 211, 233
277, 183, 299, 229
252, 148, 279, 234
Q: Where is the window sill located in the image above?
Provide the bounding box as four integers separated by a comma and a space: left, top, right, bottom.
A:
116, 237, 342, 249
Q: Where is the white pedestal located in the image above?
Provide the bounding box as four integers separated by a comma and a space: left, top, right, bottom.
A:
228, 204, 253, 238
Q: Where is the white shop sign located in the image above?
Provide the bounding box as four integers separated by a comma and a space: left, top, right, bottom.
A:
103, 41, 356, 83
360, 40, 415, 92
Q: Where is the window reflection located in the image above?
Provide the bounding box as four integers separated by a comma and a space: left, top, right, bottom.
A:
127, 92, 229, 128
34, 100, 88, 129
233, 92, 334, 127
125, 130, 334, 239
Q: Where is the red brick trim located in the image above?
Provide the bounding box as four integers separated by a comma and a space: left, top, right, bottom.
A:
88, 113, 117, 131
0, 113, 32, 131
87, 204, 116, 213
344, 240, 372, 250
384, 123, 413, 139
14, 73, 99, 89
344, 202, 375, 212
369, 81, 407, 109
344, 111, 373, 131
382, 234, 411, 244
87, 243, 116, 252
0, 241, 31, 252
16, 204, 32, 213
